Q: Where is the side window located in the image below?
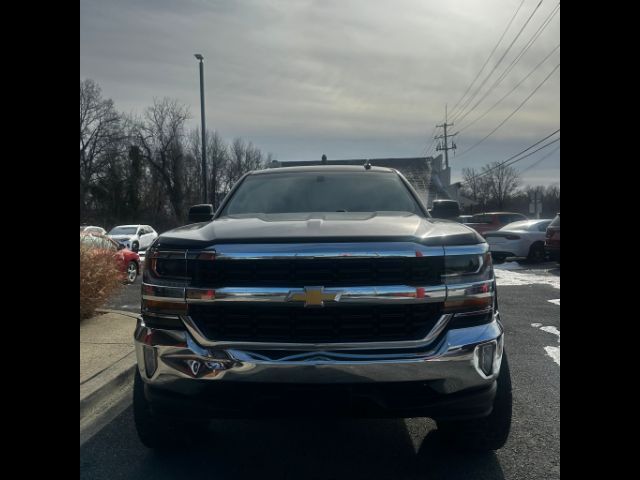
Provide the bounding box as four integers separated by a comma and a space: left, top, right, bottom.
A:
498, 215, 511, 224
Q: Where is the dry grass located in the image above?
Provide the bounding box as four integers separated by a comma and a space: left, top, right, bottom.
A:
80, 241, 123, 320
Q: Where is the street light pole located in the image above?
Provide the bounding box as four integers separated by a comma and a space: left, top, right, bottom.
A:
194, 54, 207, 204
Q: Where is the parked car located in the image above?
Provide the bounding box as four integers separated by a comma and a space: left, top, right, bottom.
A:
134, 165, 512, 453
465, 212, 528, 236
485, 219, 552, 263
107, 224, 158, 252
80, 225, 106, 236
80, 233, 141, 283
545, 213, 560, 261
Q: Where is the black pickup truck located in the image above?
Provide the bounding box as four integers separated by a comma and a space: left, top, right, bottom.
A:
134, 165, 512, 452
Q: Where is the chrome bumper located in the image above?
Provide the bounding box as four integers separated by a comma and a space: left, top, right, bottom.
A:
134, 314, 504, 396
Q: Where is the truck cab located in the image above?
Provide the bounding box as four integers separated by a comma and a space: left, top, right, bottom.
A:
133, 166, 512, 452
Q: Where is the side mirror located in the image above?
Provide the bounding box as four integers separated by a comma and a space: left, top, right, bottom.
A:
430, 200, 460, 220
188, 204, 215, 223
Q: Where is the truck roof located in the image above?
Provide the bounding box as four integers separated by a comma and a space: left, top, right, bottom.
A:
251, 165, 396, 175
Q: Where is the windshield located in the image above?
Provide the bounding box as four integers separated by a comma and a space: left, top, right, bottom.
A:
108, 226, 137, 235
220, 172, 422, 216
550, 214, 560, 227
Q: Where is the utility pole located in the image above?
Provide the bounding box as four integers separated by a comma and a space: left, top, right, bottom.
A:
435, 105, 458, 169
530, 187, 543, 219
194, 53, 207, 204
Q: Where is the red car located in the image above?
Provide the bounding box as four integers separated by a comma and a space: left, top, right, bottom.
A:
80, 233, 141, 283
465, 212, 528, 236
545, 213, 560, 261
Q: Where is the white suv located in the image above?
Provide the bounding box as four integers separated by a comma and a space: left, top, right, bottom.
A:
107, 224, 158, 253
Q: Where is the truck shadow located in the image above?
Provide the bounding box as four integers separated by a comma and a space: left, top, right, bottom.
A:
81, 408, 506, 480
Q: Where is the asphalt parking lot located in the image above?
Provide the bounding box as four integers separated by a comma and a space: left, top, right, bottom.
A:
87, 261, 559, 480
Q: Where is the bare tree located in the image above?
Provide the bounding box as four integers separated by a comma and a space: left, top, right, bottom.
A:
80, 80, 275, 229
461, 168, 481, 202
543, 183, 560, 216
482, 162, 521, 209
244, 142, 264, 172
227, 137, 247, 189
133, 98, 191, 222
190, 129, 230, 208
80, 79, 122, 218
461, 167, 492, 210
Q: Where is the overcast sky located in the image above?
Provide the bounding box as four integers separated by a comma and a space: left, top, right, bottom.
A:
80, 0, 559, 186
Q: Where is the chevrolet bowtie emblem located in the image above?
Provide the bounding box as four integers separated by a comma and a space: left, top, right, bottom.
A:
286, 286, 342, 307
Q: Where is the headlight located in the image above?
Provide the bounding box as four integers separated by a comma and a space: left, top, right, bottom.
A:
147, 249, 188, 279
442, 252, 492, 284
443, 251, 495, 314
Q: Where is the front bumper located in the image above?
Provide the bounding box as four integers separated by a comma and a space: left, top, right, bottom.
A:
134, 313, 504, 418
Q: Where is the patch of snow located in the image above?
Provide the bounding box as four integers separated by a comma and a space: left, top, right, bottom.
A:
544, 346, 560, 365
548, 298, 560, 305
493, 261, 525, 271
540, 326, 560, 340
494, 268, 560, 289
532, 324, 560, 367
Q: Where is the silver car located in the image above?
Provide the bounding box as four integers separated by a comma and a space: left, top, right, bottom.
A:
484, 219, 552, 262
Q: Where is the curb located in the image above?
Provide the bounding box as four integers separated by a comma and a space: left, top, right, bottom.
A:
80, 350, 137, 421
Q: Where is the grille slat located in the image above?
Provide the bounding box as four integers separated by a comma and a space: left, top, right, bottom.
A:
190, 257, 443, 288
189, 303, 443, 343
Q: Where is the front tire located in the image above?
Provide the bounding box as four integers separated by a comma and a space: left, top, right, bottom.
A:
133, 370, 205, 449
125, 261, 137, 284
527, 242, 545, 263
437, 352, 513, 452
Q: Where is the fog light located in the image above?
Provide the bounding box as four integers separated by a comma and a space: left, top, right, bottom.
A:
143, 346, 157, 377
478, 342, 496, 376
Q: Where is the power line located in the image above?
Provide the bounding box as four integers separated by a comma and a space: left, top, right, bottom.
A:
456, 63, 559, 158
519, 144, 560, 175
457, 44, 559, 133
467, 136, 559, 184
460, 129, 559, 184
455, 3, 560, 125
450, 0, 545, 121
421, 124, 439, 157
448, 0, 527, 118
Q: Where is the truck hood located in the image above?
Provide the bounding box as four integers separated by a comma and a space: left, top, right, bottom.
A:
154, 213, 485, 249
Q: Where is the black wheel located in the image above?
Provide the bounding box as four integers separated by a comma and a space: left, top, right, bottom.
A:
125, 261, 137, 284
437, 352, 512, 452
131, 241, 140, 253
527, 242, 545, 263
133, 370, 206, 449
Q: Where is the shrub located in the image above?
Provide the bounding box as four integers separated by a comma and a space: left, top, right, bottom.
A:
80, 240, 123, 320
